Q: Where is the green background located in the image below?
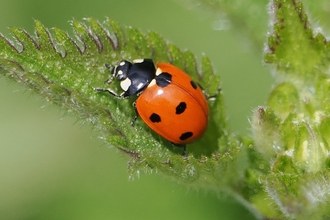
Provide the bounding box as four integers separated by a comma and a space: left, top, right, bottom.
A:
0, 0, 271, 219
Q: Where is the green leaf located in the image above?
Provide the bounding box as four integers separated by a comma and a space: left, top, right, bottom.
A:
251, 107, 281, 161
265, 0, 330, 77
0, 18, 243, 193
3, 0, 330, 218
263, 0, 330, 173
264, 172, 330, 219
248, 0, 330, 218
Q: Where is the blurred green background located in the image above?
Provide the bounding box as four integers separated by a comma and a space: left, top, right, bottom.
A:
0, 0, 272, 219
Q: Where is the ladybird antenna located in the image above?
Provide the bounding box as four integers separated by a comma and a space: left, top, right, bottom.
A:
104, 63, 117, 82
105, 63, 112, 69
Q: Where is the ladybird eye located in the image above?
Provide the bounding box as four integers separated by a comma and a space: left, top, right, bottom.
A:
113, 60, 132, 80
117, 74, 125, 80
115, 70, 127, 81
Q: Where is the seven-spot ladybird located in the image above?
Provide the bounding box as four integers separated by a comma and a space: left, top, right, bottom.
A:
95, 59, 215, 155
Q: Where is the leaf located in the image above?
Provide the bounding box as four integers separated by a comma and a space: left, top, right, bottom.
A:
265, 0, 330, 77
264, 0, 330, 173
0, 18, 242, 193
3, 0, 330, 218
247, 0, 330, 218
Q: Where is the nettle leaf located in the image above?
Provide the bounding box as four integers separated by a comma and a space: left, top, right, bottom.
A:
0, 18, 242, 191
3, 0, 330, 218
248, 0, 330, 219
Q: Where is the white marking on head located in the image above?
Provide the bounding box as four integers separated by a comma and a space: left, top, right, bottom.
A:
117, 70, 123, 76
119, 61, 126, 66
120, 78, 131, 91
148, 79, 156, 87
155, 68, 162, 76
133, 59, 144, 64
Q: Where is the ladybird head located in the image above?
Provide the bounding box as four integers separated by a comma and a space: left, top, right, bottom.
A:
105, 59, 157, 97
112, 60, 132, 81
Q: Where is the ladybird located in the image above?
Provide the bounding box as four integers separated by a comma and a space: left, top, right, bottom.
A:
95, 59, 214, 155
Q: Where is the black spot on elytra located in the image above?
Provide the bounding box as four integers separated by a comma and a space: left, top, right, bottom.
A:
149, 113, 161, 123
190, 81, 198, 89
155, 72, 172, 88
180, 132, 193, 141
176, 102, 187, 114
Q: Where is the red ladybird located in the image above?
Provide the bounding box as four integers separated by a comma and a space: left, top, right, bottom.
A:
95, 59, 213, 154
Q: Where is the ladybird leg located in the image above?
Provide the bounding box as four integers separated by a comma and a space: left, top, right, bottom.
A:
105, 63, 112, 69
182, 145, 187, 157
131, 101, 139, 126
104, 64, 115, 84
104, 77, 114, 85
197, 83, 221, 100
171, 143, 187, 157
94, 87, 125, 98
196, 83, 209, 99
206, 87, 222, 100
